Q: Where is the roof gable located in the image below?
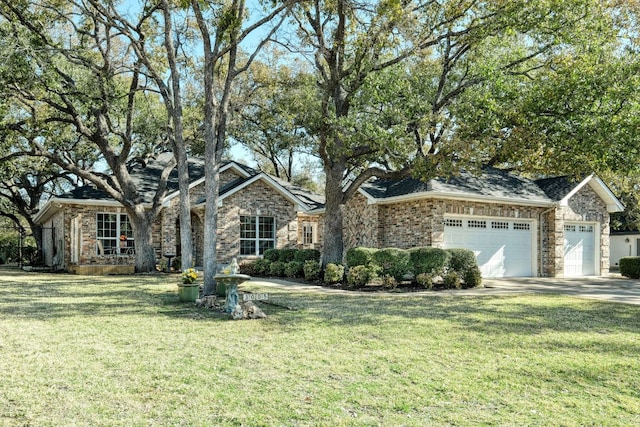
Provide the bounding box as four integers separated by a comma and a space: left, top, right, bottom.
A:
358, 168, 624, 212
535, 174, 624, 213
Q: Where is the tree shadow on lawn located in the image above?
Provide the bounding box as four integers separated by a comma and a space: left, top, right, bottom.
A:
3, 268, 640, 340
264, 291, 640, 336
0, 270, 227, 321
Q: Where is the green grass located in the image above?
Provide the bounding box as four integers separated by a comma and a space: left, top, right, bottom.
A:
1, 267, 639, 426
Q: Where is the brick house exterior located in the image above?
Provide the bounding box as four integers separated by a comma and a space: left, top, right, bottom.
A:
34, 159, 324, 274
35, 158, 622, 278
308, 170, 622, 278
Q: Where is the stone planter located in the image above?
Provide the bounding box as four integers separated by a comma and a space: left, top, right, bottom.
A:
178, 283, 200, 302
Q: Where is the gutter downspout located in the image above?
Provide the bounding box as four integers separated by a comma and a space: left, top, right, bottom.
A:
538, 205, 557, 277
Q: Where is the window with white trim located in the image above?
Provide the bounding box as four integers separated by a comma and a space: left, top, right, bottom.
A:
240, 216, 275, 256
303, 222, 315, 245
97, 213, 134, 255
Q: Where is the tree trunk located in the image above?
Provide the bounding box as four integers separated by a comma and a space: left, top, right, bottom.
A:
322, 163, 346, 266
174, 149, 193, 270
202, 161, 220, 296
129, 208, 157, 272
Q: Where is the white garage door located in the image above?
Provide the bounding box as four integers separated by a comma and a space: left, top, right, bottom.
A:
443, 217, 534, 278
564, 223, 596, 277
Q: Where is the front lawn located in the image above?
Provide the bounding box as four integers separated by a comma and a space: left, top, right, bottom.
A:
1, 267, 639, 426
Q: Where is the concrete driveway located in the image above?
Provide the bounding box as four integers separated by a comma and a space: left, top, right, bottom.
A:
479, 275, 640, 305
249, 275, 640, 305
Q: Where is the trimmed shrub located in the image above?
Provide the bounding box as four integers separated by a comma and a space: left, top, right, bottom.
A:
278, 249, 297, 263
381, 274, 398, 289
252, 259, 271, 276
303, 260, 322, 281
443, 271, 461, 289
285, 261, 304, 278
294, 249, 321, 263
346, 247, 378, 267
462, 265, 483, 288
372, 248, 411, 281
269, 261, 286, 277
324, 263, 345, 284
409, 247, 451, 276
446, 248, 478, 274
239, 261, 258, 276
415, 273, 433, 289
620, 257, 640, 279
447, 249, 482, 288
346, 265, 378, 288
263, 249, 279, 262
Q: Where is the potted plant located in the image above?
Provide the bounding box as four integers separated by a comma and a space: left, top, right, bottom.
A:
178, 268, 200, 302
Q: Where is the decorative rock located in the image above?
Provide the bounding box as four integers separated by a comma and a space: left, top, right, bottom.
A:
198, 295, 219, 309
230, 301, 267, 320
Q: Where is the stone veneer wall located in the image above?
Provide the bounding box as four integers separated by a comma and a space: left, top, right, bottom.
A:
553, 184, 610, 276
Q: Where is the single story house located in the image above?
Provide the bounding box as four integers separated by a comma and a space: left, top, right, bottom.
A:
34, 154, 324, 274
34, 155, 623, 278
331, 168, 623, 278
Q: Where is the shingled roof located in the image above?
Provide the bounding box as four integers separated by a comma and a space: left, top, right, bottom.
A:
55, 153, 325, 211
360, 168, 553, 205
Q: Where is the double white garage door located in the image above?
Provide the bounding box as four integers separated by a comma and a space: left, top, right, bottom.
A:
443, 217, 597, 278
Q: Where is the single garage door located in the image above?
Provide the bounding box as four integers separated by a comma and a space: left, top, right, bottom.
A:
443, 217, 534, 278
564, 223, 596, 276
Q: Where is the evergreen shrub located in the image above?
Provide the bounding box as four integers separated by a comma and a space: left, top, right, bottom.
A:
294, 249, 321, 263
409, 247, 451, 276
372, 248, 410, 281
269, 261, 286, 277
324, 263, 344, 284
303, 260, 322, 281
285, 261, 304, 278
620, 257, 640, 279
346, 247, 378, 267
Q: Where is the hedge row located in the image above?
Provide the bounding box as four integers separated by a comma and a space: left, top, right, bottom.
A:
346, 246, 482, 289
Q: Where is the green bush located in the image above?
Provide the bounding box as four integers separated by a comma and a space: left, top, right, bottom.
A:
372, 248, 410, 281
253, 259, 271, 276
346, 265, 378, 288
462, 265, 483, 288
447, 249, 482, 288
239, 261, 258, 276
381, 274, 398, 289
415, 273, 433, 289
285, 261, 304, 278
324, 263, 344, 284
303, 260, 322, 281
263, 249, 279, 262
446, 248, 478, 274
278, 249, 297, 262
269, 261, 286, 277
620, 257, 640, 279
409, 247, 451, 276
346, 247, 378, 267
443, 271, 461, 289
294, 249, 321, 263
